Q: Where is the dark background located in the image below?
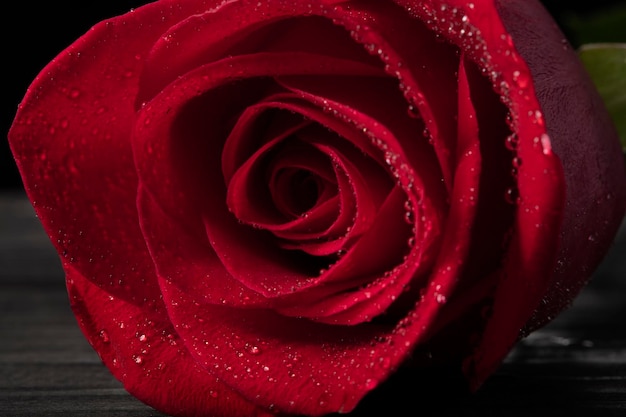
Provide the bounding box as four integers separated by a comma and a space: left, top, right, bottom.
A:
2, 0, 626, 190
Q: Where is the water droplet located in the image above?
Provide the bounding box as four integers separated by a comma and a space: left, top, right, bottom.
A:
505, 133, 519, 150
504, 187, 520, 204
99, 330, 110, 343
407, 104, 420, 118
512, 70, 529, 88
365, 378, 378, 389
133, 355, 143, 364
378, 356, 392, 370
540, 133, 552, 155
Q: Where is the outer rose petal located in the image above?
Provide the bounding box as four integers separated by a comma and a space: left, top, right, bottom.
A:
468, 0, 625, 388
8, 0, 277, 415
497, 0, 626, 331
66, 266, 274, 417
8, 0, 232, 300
389, 0, 625, 387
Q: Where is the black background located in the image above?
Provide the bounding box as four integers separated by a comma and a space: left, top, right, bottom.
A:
2, 0, 625, 190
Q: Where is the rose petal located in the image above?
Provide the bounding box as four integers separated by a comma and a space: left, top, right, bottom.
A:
323, 1, 461, 189
7, 3, 281, 415
497, 0, 626, 331
134, 51, 387, 305
276, 75, 447, 205
138, 0, 382, 104
222, 96, 342, 238
280, 127, 393, 255
7, 0, 213, 303
65, 266, 273, 417
405, 54, 486, 351
159, 276, 415, 416
389, 0, 566, 387
221, 100, 314, 184
265, 142, 339, 224
276, 186, 418, 323
225, 106, 318, 227
266, 84, 445, 324
137, 186, 272, 308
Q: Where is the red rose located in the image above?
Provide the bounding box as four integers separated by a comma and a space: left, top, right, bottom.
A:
9, 0, 626, 416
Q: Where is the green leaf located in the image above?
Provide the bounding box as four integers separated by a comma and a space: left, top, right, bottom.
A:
578, 43, 626, 151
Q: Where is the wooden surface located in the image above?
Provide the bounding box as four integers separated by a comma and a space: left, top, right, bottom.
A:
1, 191, 625, 416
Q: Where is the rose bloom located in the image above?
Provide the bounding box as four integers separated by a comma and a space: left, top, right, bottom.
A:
8, 0, 626, 416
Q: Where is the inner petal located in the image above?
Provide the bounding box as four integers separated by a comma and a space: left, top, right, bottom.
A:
226, 131, 340, 229
138, 5, 384, 105
274, 169, 318, 215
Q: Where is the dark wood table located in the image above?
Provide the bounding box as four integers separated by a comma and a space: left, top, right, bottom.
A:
1, 191, 625, 416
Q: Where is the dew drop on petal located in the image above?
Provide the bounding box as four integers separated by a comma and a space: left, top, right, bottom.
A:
365, 378, 378, 390
407, 104, 420, 118
505, 133, 519, 150
512, 70, 529, 88
540, 133, 552, 155
99, 329, 110, 343
505, 187, 520, 205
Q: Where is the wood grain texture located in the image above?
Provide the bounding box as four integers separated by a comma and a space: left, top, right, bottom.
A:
1, 192, 625, 416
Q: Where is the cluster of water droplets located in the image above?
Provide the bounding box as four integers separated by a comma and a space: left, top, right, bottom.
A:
94, 301, 187, 383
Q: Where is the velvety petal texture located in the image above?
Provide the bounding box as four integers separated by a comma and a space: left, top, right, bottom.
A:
8, 0, 626, 416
